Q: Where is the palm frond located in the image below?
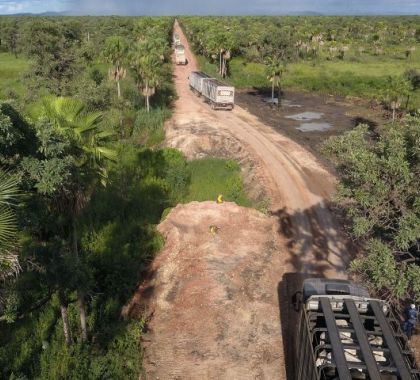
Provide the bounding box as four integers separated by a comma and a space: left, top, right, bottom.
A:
0, 206, 17, 249
0, 171, 20, 207
0, 250, 20, 281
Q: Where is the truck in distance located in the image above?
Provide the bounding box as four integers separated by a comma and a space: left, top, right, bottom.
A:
294, 278, 420, 380
173, 33, 181, 46
189, 71, 235, 110
175, 44, 187, 65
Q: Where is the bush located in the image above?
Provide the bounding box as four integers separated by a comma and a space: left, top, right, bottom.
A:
132, 108, 171, 146
405, 68, 420, 90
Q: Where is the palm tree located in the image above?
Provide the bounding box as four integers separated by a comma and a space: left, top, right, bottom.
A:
39, 97, 116, 343
265, 57, 286, 108
130, 46, 163, 113
381, 77, 412, 122
103, 36, 128, 99
0, 169, 20, 281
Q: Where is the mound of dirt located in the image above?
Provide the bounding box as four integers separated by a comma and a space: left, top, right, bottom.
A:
126, 202, 288, 379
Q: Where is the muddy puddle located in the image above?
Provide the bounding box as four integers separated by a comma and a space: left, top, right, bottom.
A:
297, 122, 333, 132
286, 111, 324, 121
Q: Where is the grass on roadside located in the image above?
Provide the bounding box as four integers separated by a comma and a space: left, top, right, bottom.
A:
0, 52, 31, 99
197, 54, 420, 109
184, 158, 252, 207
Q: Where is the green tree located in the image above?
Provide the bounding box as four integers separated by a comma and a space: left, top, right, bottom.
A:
23, 97, 116, 343
103, 36, 128, 99
381, 76, 412, 122
24, 20, 81, 96
4, 20, 19, 58
130, 44, 163, 113
324, 116, 420, 304
265, 56, 287, 108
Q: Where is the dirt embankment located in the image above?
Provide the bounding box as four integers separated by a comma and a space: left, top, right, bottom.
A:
127, 202, 287, 379
126, 20, 353, 379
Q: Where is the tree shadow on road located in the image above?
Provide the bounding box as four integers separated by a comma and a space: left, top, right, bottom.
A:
274, 202, 356, 379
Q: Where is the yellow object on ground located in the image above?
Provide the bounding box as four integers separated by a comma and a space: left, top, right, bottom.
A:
217, 194, 223, 204
209, 225, 220, 235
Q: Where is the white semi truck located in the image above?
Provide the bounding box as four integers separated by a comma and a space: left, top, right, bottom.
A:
189, 71, 235, 110
175, 44, 187, 65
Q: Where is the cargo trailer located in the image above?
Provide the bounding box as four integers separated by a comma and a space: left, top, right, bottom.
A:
189, 71, 214, 95
189, 72, 235, 110
294, 278, 420, 380
175, 44, 187, 65
201, 79, 235, 110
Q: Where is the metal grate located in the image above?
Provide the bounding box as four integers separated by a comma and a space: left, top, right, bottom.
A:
297, 296, 420, 380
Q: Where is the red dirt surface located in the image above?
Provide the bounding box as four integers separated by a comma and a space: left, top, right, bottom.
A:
130, 202, 287, 379
127, 21, 353, 379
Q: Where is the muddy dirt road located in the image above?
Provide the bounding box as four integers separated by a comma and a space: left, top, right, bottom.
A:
136, 21, 350, 379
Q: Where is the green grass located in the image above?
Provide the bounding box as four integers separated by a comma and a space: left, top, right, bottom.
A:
183, 158, 252, 207
0, 53, 31, 99
198, 53, 420, 109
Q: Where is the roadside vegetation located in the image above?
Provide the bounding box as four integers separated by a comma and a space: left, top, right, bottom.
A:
181, 16, 420, 111
324, 115, 420, 306
0, 16, 251, 379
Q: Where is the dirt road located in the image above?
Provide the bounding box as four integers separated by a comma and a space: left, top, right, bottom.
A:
135, 21, 350, 379
168, 21, 349, 277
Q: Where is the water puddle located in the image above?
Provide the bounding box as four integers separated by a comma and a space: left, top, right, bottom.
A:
286, 111, 324, 121
297, 122, 333, 132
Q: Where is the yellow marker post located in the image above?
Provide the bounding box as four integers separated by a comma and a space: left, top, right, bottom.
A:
217, 194, 223, 204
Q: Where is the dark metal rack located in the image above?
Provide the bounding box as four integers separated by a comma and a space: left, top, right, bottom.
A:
296, 295, 420, 380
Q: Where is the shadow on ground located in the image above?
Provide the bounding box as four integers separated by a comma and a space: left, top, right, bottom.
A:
274, 202, 355, 379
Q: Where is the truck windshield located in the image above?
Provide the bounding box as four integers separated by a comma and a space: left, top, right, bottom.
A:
218, 90, 233, 96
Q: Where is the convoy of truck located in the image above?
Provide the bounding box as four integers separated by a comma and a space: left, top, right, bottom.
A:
189, 71, 235, 110
294, 278, 420, 380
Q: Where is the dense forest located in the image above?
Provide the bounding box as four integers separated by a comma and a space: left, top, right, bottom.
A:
0, 16, 250, 379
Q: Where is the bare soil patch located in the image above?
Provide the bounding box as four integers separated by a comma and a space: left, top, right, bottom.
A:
127, 202, 288, 379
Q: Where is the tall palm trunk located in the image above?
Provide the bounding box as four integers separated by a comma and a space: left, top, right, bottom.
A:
117, 80, 121, 99
145, 80, 150, 113
59, 291, 72, 346
78, 292, 88, 342
72, 218, 88, 342
271, 80, 275, 103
